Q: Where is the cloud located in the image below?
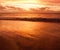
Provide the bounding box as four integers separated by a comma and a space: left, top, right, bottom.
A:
39, 0, 60, 6
0, 0, 60, 8
40, 0, 60, 3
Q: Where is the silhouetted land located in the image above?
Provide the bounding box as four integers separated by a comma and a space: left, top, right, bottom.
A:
0, 17, 60, 23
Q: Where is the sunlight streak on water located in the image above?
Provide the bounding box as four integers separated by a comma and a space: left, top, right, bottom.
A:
0, 20, 44, 39
0, 20, 60, 39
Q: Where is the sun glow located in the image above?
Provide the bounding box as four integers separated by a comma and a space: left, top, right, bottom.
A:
2, 0, 44, 11
16, 0, 44, 10
16, 3, 41, 10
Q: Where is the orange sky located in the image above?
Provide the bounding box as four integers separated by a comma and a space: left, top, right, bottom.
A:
0, 0, 60, 6
0, 0, 60, 11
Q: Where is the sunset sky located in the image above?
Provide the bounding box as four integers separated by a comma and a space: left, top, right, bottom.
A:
0, 0, 60, 11
0, 0, 60, 5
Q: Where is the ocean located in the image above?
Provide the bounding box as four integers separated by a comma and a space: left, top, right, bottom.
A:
0, 13, 60, 50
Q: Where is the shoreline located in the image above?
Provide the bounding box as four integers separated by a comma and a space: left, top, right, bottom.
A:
0, 17, 60, 23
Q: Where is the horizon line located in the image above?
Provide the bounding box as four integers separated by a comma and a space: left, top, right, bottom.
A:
0, 17, 60, 23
